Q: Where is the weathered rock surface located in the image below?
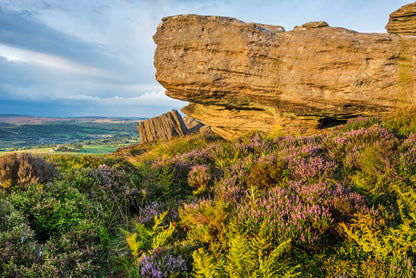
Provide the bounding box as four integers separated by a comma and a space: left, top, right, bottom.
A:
386, 2, 416, 35
154, 10, 416, 140
137, 110, 189, 143
199, 125, 213, 135
294, 21, 329, 31
183, 115, 204, 133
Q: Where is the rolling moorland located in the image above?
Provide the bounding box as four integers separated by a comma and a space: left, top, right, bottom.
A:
0, 115, 143, 154
1, 108, 416, 277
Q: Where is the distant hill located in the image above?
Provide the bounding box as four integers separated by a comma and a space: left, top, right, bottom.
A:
0, 115, 147, 125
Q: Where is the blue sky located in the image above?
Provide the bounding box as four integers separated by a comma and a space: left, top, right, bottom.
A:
0, 0, 411, 118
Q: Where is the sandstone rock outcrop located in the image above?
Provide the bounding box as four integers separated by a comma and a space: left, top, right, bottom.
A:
386, 2, 416, 35
154, 8, 416, 140
137, 110, 189, 143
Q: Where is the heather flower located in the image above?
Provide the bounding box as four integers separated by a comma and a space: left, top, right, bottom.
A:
188, 164, 211, 188
86, 164, 139, 205
287, 156, 337, 181
327, 124, 396, 171
398, 133, 416, 176
138, 201, 179, 224
154, 148, 211, 170
235, 131, 273, 155
138, 250, 188, 277
237, 179, 368, 248
213, 175, 246, 202
138, 201, 164, 224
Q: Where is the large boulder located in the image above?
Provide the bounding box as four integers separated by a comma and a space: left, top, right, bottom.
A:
154, 10, 416, 140
386, 2, 416, 35
137, 110, 189, 143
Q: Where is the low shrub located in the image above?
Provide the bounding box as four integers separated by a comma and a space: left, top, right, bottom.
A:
179, 199, 229, 246
0, 152, 57, 189
187, 164, 212, 195
1, 188, 108, 277
0, 199, 40, 277
245, 157, 286, 189
398, 133, 416, 176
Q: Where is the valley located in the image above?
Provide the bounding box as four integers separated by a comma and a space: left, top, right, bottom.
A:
0, 115, 144, 154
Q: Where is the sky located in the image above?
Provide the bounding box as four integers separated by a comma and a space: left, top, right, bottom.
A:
0, 0, 412, 118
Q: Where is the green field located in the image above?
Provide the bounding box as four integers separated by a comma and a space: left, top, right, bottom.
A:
0, 115, 143, 154
79, 145, 119, 154
0, 145, 121, 156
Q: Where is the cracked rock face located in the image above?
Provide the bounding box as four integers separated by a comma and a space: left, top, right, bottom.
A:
154, 10, 416, 140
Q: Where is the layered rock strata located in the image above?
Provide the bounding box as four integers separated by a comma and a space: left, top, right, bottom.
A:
137, 110, 189, 143
386, 2, 416, 35
154, 7, 416, 140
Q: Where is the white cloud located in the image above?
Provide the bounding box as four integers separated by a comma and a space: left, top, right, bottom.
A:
57, 90, 183, 106
0, 43, 114, 78
5, 55, 26, 62
0, 80, 185, 108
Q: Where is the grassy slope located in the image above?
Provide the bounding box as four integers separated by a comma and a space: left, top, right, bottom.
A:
0, 145, 119, 156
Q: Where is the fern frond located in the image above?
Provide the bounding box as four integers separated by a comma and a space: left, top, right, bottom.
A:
227, 233, 256, 277
151, 210, 168, 236
193, 248, 222, 278
126, 233, 140, 260
152, 222, 175, 250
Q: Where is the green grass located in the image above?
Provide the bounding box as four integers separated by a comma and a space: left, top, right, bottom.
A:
0, 147, 55, 156
0, 145, 119, 157
80, 145, 119, 154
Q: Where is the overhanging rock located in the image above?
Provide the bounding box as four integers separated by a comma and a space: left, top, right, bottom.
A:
153, 4, 416, 140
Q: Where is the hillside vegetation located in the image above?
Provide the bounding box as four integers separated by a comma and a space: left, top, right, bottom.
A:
1, 109, 416, 277
0, 116, 141, 152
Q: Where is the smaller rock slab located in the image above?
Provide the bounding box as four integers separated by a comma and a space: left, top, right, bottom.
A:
137, 110, 189, 143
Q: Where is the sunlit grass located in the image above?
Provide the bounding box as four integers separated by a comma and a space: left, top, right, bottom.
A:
0, 145, 120, 157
